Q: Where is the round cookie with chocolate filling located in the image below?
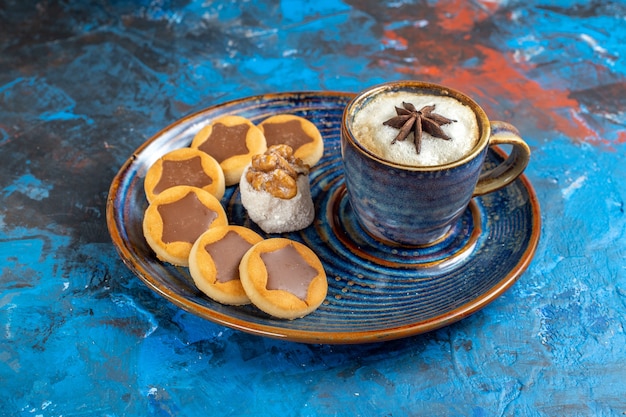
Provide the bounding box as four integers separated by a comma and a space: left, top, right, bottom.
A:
144, 147, 225, 203
190, 115, 267, 186
258, 114, 324, 167
189, 225, 263, 306
143, 185, 228, 266
239, 238, 327, 319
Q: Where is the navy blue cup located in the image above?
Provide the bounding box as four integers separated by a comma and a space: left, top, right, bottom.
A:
341, 81, 530, 246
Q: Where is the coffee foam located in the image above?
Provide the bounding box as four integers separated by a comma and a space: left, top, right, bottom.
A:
351, 91, 479, 166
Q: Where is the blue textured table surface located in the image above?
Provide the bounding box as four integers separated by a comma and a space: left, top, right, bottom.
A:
1, 1, 625, 415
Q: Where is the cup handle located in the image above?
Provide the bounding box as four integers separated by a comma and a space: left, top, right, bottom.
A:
473, 121, 531, 197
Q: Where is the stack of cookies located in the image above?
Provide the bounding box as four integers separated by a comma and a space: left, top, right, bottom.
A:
141, 113, 327, 319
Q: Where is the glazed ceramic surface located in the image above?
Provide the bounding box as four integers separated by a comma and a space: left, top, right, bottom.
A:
341, 127, 489, 245
341, 81, 530, 245
107, 92, 541, 344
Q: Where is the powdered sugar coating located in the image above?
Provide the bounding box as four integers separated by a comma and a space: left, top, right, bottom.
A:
239, 165, 314, 233
351, 92, 479, 166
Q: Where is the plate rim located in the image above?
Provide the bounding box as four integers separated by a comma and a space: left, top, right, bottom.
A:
106, 90, 541, 344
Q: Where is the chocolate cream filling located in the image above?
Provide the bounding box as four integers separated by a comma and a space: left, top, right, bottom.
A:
154, 156, 214, 194
157, 192, 218, 244
261, 244, 318, 301
205, 231, 253, 283
198, 123, 250, 163
263, 120, 313, 150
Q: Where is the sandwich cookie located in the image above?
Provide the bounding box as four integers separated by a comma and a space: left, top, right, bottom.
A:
239, 238, 327, 319
189, 225, 263, 306
143, 185, 228, 266
190, 115, 267, 186
258, 114, 324, 167
143, 147, 225, 203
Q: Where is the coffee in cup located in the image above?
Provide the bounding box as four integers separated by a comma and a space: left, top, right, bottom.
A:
351, 91, 479, 167
341, 81, 530, 246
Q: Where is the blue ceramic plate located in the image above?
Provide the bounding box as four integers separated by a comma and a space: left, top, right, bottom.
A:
107, 92, 541, 344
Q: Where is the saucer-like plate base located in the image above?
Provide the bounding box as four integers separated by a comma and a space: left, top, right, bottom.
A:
107, 92, 541, 344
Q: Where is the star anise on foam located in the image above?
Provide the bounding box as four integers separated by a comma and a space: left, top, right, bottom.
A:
383, 102, 457, 154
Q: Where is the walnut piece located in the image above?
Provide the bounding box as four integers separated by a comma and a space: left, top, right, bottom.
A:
246, 145, 310, 199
